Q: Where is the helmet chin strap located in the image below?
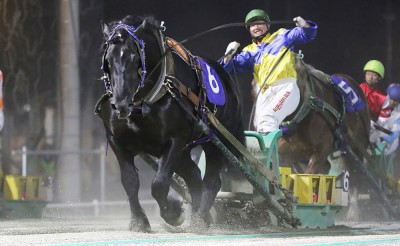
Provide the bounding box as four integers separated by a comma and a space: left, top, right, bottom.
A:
368, 81, 381, 88
251, 31, 268, 41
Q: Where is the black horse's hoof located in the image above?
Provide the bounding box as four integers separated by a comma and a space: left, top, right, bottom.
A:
161, 199, 185, 226
165, 209, 185, 226
129, 217, 152, 233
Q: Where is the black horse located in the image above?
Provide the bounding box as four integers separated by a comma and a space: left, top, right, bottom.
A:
95, 15, 245, 232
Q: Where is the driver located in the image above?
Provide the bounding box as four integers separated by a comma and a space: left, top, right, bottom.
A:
370, 83, 400, 155
359, 60, 386, 122
221, 9, 317, 135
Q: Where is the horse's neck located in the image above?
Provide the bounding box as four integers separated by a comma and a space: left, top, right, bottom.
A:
295, 59, 314, 96
296, 59, 332, 93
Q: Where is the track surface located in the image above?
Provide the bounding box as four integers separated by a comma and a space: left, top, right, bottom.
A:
1, 217, 400, 246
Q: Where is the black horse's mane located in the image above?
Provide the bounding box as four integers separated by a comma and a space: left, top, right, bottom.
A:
111, 15, 161, 30
100, 15, 161, 55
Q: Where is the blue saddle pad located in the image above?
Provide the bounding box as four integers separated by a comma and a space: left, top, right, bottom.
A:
197, 59, 226, 106
330, 75, 365, 113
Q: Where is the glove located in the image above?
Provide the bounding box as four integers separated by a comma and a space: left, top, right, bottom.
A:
225, 41, 240, 55
370, 120, 376, 129
293, 16, 309, 28
383, 131, 400, 144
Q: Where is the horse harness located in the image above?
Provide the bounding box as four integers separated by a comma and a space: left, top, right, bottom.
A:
95, 21, 227, 149
284, 54, 349, 152
164, 37, 204, 108
95, 22, 216, 119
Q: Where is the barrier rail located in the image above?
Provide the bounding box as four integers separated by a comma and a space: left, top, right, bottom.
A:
11, 146, 107, 201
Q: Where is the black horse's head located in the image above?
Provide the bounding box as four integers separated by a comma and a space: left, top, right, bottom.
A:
101, 15, 162, 119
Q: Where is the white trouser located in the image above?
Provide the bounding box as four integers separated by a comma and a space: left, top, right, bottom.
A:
370, 111, 400, 155
253, 78, 300, 133
370, 127, 399, 155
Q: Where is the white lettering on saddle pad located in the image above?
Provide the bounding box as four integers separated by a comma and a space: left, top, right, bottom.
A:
198, 59, 226, 106
330, 75, 365, 113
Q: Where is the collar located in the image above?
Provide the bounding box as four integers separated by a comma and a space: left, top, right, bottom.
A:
252, 32, 271, 44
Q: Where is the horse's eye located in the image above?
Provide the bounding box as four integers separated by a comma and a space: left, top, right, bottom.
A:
110, 33, 123, 44
110, 37, 119, 44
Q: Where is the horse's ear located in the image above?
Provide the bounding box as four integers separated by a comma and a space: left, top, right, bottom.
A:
134, 19, 147, 36
101, 21, 111, 38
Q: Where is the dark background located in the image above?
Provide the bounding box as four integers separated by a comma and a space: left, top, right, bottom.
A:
102, 0, 398, 82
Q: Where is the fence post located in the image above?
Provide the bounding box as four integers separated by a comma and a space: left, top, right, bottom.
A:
22, 146, 27, 176
93, 199, 99, 217
100, 145, 106, 202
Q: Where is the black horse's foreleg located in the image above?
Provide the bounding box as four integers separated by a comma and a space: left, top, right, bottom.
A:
151, 139, 186, 226
121, 164, 151, 232
108, 137, 151, 232
194, 145, 224, 225
174, 150, 203, 213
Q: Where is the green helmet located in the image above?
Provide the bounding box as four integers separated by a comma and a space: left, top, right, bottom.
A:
363, 60, 385, 79
245, 9, 270, 25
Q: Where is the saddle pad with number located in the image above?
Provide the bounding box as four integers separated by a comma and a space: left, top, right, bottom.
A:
330, 75, 365, 113
196, 58, 226, 106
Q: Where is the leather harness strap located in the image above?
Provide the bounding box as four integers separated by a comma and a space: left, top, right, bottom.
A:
164, 37, 202, 107
166, 37, 194, 66
166, 75, 200, 107
206, 110, 277, 183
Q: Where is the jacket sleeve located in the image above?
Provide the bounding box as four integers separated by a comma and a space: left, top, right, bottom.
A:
223, 49, 255, 75
285, 20, 318, 45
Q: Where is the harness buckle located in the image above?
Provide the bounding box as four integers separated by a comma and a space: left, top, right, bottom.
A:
164, 79, 174, 89
163, 80, 176, 97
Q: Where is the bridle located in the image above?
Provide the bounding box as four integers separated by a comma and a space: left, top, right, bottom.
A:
101, 23, 148, 97
100, 19, 170, 108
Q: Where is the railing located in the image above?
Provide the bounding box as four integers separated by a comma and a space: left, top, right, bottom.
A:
11, 146, 107, 201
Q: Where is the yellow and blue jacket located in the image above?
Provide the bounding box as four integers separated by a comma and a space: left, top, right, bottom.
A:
224, 21, 317, 93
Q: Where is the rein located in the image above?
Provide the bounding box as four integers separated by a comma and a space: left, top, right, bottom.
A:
143, 20, 293, 90
178, 20, 293, 45
97, 19, 293, 117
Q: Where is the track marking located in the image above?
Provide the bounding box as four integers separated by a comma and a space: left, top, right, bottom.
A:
42, 228, 400, 246
296, 237, 400, 245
